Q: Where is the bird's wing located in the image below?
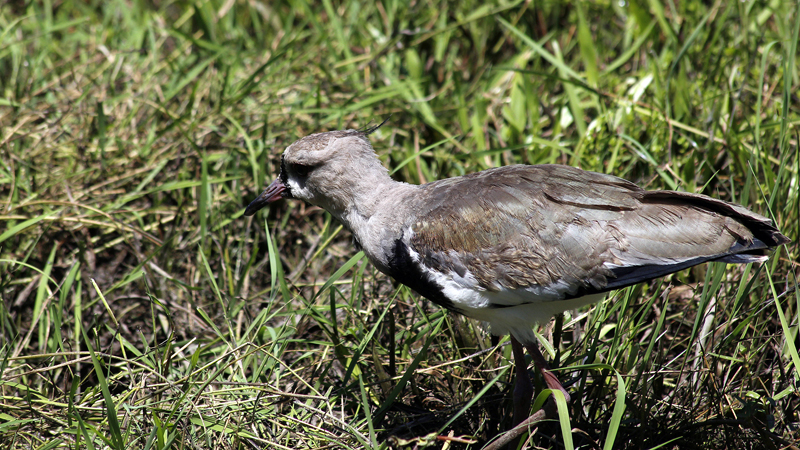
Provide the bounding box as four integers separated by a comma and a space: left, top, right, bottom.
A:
408, 164, 781, 305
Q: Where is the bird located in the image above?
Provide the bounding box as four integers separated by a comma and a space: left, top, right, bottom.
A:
243, 122, 789, 429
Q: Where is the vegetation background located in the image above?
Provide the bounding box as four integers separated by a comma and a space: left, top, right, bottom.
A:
1, 0, 798, 449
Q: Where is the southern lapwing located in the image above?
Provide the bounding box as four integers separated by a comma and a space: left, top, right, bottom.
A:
244, 124, 789, 429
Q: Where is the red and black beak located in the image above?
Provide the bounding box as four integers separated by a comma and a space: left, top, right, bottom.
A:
244, 178, 288, 216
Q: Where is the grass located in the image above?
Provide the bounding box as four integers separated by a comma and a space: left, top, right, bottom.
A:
1, 0, 798, 449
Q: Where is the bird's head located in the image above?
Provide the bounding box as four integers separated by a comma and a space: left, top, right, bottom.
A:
244, 122, 390, 217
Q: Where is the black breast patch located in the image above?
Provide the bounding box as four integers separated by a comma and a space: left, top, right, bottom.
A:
386, 239, 459, 313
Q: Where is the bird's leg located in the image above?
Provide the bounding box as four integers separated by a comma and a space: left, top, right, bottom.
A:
509, 335, 533, 427
522, 341, 570, 403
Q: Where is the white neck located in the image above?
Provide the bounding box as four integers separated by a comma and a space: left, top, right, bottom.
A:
329, 173, 419, 265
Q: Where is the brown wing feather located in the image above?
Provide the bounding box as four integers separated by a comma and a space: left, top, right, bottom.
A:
409, 164, 787, 300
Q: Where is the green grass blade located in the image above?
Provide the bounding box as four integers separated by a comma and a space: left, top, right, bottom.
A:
0, 214, 49, 245
372, 316, 445, 423
80, 326, 124, 450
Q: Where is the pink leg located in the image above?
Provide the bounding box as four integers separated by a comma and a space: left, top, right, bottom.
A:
489, 337, 569, 450
521, 341, 570, 403
509, 335, 533, 426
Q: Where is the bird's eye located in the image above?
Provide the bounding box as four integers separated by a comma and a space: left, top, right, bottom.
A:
293, 164, 314, 177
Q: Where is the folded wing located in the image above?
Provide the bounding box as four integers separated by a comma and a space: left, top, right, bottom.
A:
409, 165, 787, 306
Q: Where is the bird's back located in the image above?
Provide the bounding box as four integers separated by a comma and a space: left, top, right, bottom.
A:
401, 164, 787, 306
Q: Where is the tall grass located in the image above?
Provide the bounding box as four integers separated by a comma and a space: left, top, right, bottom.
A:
1, 1, 797, 449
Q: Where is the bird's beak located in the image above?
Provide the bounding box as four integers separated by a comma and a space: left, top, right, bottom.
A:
244, 178, 288, 216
